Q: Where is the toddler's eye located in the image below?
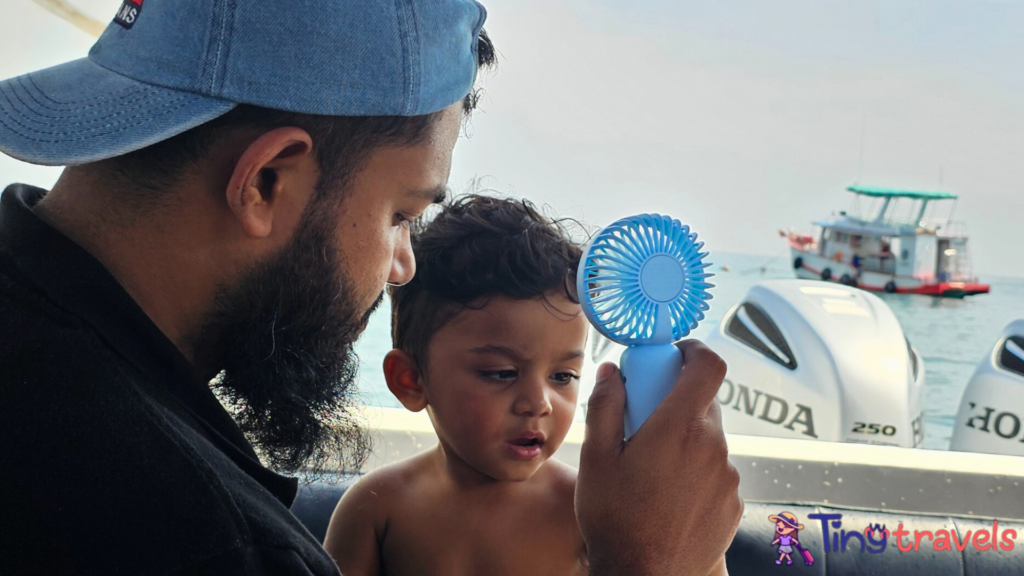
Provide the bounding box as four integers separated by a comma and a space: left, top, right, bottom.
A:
481, 370, 518, 382
552, 373, 580, 386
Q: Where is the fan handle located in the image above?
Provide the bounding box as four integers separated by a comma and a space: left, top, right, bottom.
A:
621, 343, 683, 438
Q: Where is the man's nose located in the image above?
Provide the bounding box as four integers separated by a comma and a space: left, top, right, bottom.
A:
387, 235, 416, 287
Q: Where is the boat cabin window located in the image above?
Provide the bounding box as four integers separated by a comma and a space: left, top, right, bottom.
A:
937, 237, 973, 282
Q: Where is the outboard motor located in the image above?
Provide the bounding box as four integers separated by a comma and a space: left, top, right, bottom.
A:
706, 280, 924, 447
950, 320, 1024, 456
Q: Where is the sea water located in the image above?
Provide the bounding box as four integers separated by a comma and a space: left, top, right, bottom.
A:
353, 252, 1024, 451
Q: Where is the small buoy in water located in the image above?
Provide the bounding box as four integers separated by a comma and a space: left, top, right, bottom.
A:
721, 265, 731, 272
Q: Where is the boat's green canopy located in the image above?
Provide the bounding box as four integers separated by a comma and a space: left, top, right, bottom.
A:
847, 185, 958, 200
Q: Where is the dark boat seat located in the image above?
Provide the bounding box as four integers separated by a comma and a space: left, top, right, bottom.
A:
292, 479, 1024, 575
291, 478, 354, 545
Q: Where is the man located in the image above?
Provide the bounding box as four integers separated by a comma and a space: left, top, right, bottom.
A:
0, 1, 741, 574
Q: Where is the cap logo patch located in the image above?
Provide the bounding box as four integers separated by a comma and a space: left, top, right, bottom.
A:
113, 0, 143, 29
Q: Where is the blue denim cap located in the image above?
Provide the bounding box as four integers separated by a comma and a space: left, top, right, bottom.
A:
0, 0, 487, 166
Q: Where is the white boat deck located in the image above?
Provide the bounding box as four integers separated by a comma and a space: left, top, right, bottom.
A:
360, 406, 1024, 520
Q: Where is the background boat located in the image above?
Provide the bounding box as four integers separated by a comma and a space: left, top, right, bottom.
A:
788, 185, 989, 298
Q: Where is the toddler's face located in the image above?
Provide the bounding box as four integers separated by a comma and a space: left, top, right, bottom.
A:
422, 292, 587, 482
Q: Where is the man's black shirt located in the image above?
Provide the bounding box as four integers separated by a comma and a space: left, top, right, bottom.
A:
0, 185, 340, 575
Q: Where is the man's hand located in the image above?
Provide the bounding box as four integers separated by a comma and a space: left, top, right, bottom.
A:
576, 340, 742, 576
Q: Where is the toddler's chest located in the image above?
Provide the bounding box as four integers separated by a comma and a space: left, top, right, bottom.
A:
380, 505, 586, 576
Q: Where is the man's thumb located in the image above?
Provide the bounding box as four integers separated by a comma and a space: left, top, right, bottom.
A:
583, 362, 626, 456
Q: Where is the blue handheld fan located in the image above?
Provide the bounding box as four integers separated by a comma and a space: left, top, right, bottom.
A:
577, 214, 714, 437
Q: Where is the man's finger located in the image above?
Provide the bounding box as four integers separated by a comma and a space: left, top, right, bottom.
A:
648, 340, 727, 426
582, 362, 626, 461
704, 395, 724, 432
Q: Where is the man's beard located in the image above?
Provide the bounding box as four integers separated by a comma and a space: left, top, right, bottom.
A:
193, 204, 379, 476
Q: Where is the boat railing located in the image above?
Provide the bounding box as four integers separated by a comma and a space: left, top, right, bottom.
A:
924, 218, 969, 237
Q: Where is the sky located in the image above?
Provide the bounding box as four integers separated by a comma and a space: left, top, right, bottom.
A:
2, 0, 1022, 277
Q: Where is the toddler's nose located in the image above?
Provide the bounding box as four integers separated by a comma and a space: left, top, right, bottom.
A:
512, 377, 553, 417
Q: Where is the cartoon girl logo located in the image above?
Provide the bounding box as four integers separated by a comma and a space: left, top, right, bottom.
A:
769, 512, 814, 566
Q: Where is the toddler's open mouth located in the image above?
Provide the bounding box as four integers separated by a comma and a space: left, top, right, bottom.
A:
507, 433, 546, 460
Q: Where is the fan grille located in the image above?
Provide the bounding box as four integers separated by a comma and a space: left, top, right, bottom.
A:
579, 214, 713, 345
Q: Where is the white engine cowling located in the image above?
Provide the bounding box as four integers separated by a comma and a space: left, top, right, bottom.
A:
706, 280, 924, 447
950, 319, 1024, 456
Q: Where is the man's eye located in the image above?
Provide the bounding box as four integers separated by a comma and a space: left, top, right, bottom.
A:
395, 213, 413, 229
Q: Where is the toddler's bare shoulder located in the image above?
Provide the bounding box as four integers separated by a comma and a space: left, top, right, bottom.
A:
351, 451, 439, 500
545, 459, 580, 495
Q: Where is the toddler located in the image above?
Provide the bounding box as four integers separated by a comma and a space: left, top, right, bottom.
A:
324, 195, 589, 576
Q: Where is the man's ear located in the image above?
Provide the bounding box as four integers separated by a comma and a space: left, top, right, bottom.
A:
383, 349, 428, 412
224, 127, 315, 239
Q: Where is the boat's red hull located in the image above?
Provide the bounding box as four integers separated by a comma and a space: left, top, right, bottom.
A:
796, 257, 989, 298
907, 282, 990, 297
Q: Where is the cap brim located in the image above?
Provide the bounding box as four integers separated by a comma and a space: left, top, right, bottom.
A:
0, 58, 235, 166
